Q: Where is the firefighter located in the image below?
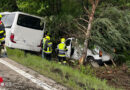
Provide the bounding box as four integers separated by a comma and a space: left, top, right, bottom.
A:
0, 14, 7, 57
57, 38, 67, 64
43, 36, 52, 60
42, 32, 48, 58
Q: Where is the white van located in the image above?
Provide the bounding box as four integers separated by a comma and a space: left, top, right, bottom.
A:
65, 38, 112, 66
0, 12, 45, 52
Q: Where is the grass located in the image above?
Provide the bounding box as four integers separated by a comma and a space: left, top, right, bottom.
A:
7, 48, 118, 90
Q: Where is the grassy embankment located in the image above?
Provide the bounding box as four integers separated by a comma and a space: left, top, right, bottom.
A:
7, 48, 118, 90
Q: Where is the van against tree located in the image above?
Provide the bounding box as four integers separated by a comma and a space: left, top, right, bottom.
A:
0, 12, 45, 52
65, 38, 112, 67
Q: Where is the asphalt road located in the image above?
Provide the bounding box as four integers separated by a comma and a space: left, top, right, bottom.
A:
0, 58, 67, 90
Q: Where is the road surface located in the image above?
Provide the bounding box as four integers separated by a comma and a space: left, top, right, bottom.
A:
0, 58, 67, 90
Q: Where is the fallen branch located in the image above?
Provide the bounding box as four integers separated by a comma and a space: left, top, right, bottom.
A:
111, 58, 116, 67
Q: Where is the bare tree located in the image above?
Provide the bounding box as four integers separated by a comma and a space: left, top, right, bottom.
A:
76, 0, 100, 64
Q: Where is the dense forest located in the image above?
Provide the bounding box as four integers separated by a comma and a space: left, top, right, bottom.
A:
0, 0, 130, 63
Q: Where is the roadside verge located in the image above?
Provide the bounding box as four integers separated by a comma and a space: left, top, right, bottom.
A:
7, 48, 117, 90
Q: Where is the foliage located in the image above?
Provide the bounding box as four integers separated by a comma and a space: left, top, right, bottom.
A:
89, 7, 130, 59
118, 51, 130, 64
16, 0, 48, 16
43, 14, 75, 43
16, 0, 83, 16
43, 0, 83, 40
99, 0, 130, 8
0, 0, 18, 12
41, 0, 83, 44
61, 0, 83, 16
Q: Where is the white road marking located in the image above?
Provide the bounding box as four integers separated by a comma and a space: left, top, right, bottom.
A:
0, 59, 57, 90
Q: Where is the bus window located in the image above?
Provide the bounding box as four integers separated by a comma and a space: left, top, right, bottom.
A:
2, 14, 15, 28
17, 14, 43, 30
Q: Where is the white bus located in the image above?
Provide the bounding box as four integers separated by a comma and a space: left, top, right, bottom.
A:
0, 12, 45, 52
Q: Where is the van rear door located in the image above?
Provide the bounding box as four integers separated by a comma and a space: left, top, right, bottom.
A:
1, 13, 15, 46
13, 14, 44, 51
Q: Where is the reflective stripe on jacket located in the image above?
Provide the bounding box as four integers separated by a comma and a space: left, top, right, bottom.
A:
44, 40, 52, 54
57, 43, 67, 57
0, 21, 5, 41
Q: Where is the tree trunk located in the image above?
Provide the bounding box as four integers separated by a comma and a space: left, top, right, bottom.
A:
83, 16, 93, 59
79, 0, 99, 64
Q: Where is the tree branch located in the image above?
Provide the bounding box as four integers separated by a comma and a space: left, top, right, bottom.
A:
76, 26, 86, 35
89, 0, 94, 5
84, 6, 90, 15
77, 20, 87, 30
79, 17, 89, 23
95, 0, 99, 7
77, 23, 86, 35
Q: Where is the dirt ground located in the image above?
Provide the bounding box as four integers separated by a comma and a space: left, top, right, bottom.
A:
95, 64, 130, 90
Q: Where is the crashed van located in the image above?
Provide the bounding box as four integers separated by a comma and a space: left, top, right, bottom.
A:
65, 38, 112, 66
0, 12, 45, 52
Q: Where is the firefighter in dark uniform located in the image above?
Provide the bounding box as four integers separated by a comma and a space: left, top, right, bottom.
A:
43, 36, 52, 60
42, 32, 48, 58
0, 14, 7, 57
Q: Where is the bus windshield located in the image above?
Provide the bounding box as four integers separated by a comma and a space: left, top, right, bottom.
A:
1, 14, 15, 28
17, 14, 43, 30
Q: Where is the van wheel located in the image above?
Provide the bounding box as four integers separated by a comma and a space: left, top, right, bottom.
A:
88, 57, 99, 68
